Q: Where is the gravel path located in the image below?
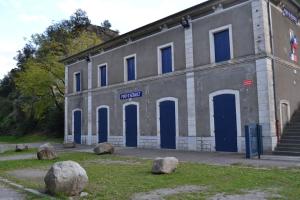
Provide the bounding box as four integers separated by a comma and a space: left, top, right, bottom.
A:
131, 185, 206, 200
0, 154, 36, 161
0, 183, 25, 200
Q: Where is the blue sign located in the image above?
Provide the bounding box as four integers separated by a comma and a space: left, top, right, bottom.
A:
282, 7, 299, 24
120, 91, 143, 100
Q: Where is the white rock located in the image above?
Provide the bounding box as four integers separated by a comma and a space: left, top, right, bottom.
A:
15, 144, 28, 152
152, 157, 179, 174
44, 161, 88, 196
37, 143, 57, 160
93, 143, 114, 155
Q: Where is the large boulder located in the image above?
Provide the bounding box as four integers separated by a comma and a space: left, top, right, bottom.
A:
44, 161, 88, 196
37, 143, 57, 160
152, 157, 179, 174
93, 143, 114, 155
15, 144, 28, 152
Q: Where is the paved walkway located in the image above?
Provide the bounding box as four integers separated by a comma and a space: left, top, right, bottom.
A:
112, 148, 300, 168
0, 183, 25, 200
1, 143, 300, 168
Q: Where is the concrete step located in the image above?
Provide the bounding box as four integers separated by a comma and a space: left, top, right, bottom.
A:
278, 139, 300, 144
275, 146, 300, 152
281, 132, 300, 137
277, 143, 300, 149
273, 151, 300, 157
280, 135, 300, 140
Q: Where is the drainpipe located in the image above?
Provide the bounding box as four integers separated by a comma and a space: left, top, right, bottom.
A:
267, 0, 280, 142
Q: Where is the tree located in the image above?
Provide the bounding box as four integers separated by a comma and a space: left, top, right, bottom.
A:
101, 20, 112, 29
1, 9, 103, 135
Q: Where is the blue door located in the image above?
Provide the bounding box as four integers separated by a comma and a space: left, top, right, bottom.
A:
125, 104, 137, 147
160, 100, 176, 149
98, 108, 108, 143
214, 29, 230, 62
213, 94, 237, 152
74, 110, 81, 144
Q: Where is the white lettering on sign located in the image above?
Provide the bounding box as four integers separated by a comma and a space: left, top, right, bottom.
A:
120, 91, 143, 100
282, 7, 299, 24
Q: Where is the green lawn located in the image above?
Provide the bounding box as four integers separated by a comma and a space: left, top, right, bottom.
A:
0, 152, 299, 200
0, 134, 62, 144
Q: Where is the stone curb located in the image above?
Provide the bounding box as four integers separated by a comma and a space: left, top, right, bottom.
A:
0, 177, 54, 199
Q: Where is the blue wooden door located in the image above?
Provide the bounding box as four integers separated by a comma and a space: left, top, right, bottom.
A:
161, 47, 172, 74
160, 100, 176, 149
125, 104, 137, 147
213, 94, 237, 152
214, 29, 230, 62
98, 108, 108, 143
74, 110, 81, 144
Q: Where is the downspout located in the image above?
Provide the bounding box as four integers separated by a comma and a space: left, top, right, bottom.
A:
267, 0, 280, 143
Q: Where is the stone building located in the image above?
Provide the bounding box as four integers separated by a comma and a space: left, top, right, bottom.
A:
62, 0, 300, 153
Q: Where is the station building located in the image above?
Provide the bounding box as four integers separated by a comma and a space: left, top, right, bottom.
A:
62, 0, 300, 153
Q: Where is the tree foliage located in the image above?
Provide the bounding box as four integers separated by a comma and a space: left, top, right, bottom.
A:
0, 9, 104, 136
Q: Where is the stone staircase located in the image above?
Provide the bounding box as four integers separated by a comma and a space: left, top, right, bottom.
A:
273, 110, 300, 156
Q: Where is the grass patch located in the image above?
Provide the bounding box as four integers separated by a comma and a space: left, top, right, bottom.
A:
0, 152, 300, 199
0, 134, 62, 144
0, 148, 37, 156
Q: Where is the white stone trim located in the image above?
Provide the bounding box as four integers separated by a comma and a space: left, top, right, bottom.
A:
139, 136, 159, 149
196, 137, 215, 152
66, 135, 74, 143
156, 97, 179, 149
64, 97, 68, 143
251, 0, 271, 54
72, 108, 82, 144
108, 136, 124, 147
209, 89, 242, 152
256, 58, 277, 151
209, 24, 234, 63
178, 137, 189, 150
96, 105, 110, 143
92, 135, 98, 144
73, 71, 81, 93
124, 54, 137, 82
123, 101, 140, 147
97, 63, 108, 87
157, 42, 175, 74
279, 99, 291, 132
184, 19, 197, 151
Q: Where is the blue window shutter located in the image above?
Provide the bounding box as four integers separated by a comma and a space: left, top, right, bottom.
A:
127, 57, 135, 81
100, 65, 107, 87
161, 47, 172, 74
75, 73, 81, 92
214, 29, 231, 63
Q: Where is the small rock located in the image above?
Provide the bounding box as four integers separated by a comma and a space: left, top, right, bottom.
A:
15, 144, 28, 152
63, 142, 76, 148
93, 143, 114, 155
44, 161, 88, 196
152, 157, 179, 174
37, 143, 57, 160
80, 192, 89, 197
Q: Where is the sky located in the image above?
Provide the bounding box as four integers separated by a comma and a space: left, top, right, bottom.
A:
0, 0, 206, 79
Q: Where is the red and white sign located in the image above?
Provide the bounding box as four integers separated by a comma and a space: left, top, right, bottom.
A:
243, 79, 253, 87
